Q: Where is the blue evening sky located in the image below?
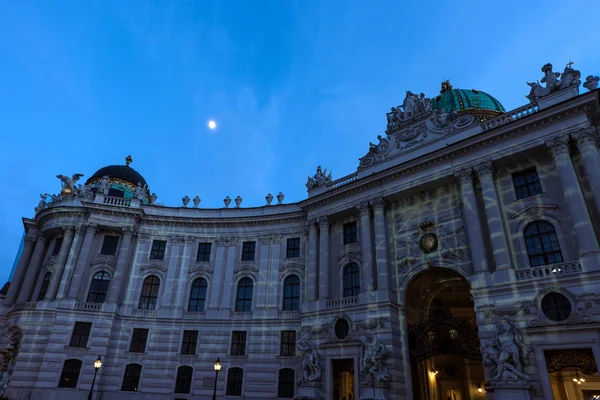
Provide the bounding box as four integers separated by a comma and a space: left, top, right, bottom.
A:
0, 0, 599, 282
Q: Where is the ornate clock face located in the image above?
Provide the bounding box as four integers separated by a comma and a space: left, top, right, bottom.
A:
420, 233, 438, 253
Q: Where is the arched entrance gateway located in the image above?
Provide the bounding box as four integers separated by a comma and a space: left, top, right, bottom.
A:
405, 268, 486, 400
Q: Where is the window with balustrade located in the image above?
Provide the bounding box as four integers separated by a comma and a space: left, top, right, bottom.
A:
343, 263, 360, 297
138, 275, 160, 310
87, 271, 110, 303
524, 221, 563, 267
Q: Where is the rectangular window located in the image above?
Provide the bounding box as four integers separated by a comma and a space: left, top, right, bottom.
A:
343, 221, 358, 245
241, 241, 256, 261
100, 235, 120, 255
150, 240, 167, 260
286, 237, 301, 258
52, 237, 64, 256
512, 169, 543, 200
69, 322, 92, 348
196, 242, 212, 262
129, 328, 149, 353
230, 331, 247, 356
181, 330, 198, 355
280, 330, 296, 357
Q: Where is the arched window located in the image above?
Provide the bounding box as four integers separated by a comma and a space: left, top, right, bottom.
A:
58, 359, 82, 388
37, 272, 51, 301
283, 275, 300, 311
524, 221, 563, 267
121, 363, 142, 392
87, 271, 111, 303
278, 368, 295, 398
175, 365, 193, 394
235, 278, 253, 312
343, 263, 360, 297
226, 367, 244, 396
138, 275, 160, 310
188, 278, 208, 312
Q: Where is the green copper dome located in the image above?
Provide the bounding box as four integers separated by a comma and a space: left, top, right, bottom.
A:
431, 81, 505, 121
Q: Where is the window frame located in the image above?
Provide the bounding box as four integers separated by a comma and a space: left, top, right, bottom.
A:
278, 368, 295, 398
230, 331, 247, 356
180, 330, 198, 355
196, 242, 212, 262
226, 367, 244, 396
69, 322, 92, 348
282, 275, 300, 311
523, 221, 563, 267
512, 168, 543, 200
129, 328, 149, 353
285, 237, 301, 258
121, 363, 142, 392
241, 241, 256, 261
100, 235, 120, 256
188, 277, 208, 312
174, 365, 194, 394
280, 330, 296, 357
58, 359, 82, 388
87, 271, 111, 303
343, 263, 361, 297
138, 275, 160, 310
343, 221, 358, 245
235, 277, 253, 312
52, 237, 64, 256
149, 240, 167, 260
37, 272, 51, 301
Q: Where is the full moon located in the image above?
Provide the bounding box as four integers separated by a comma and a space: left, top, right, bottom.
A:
208, 120, 217, 130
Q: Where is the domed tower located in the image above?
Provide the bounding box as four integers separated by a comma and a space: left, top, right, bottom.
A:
431, 80, 505, 122
86, 155, 150, 202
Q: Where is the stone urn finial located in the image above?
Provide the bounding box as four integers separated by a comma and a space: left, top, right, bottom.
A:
150, 193, 158, 204
277, 192, 285, 204
584, 75, 599, 91
182, 196, 190, 207
235, 196, 243, 208
265, 193, 273, 205
224, 196, 232, 208
193, 196, 201, 208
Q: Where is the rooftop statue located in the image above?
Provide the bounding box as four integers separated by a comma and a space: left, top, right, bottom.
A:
482, 317, 531, 382
56, 173, 84, 196
526, 62, 581, 102
386, 91, 433, 130
306, 166, 332, 190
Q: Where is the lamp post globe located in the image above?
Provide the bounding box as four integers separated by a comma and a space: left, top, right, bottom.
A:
88, 355, 102, 400
212, 358, 221, 400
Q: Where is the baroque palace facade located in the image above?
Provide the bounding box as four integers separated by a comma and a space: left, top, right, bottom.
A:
1, 63, 600, 400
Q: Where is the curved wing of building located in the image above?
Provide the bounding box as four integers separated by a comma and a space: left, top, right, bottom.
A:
1, 63, 600, 400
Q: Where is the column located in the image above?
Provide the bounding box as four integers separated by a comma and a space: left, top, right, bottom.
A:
318, 217, 330, 299
307, 220, 318, 301
372, 197, 390, 290
45, 226, 75, 300
105, 227, 136, 304
546, 135, 600, 255
455, 168, 489, 273
16, 234, 48, 303
474, 161, 512, 270
5, 232, 37, 304
66, 224, 98, 299
358, 202, 375, 291
56, 225, 86, 300
573, 127, 600, 216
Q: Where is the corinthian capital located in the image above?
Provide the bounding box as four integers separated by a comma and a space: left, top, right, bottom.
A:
545, 135, 570, 158
454, 168, 473, 186
571, 126, 599, 150
372, 197, 385, 212
358, 202, 370, 217
85, 224, 99, 235
122, 226, 136, 237
473, 160, 494, 179
317, 216, 329, 228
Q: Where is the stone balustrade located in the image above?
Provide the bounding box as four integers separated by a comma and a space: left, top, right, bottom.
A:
278, 310, 300, 319
102, 196, 133, 207
12, 301, 37, 311
327, 172, 359, 190
133, 308, 157, 317
481, 103, 539, 131
326, 296, 358, 309
182, 311, 206, 319
75, 301, 102, 311
515, 261, 582, 281
230, 311, 253, 320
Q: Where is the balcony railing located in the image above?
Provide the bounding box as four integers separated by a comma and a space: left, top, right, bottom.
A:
230, 311, 253, 319
133, 308, 157, 317
327, 296, 358, 309
75, 301, 102, 311
516, 261, 582, 281
481, 103, 539, 131
182, 311, 206, 319
278, 310, 300, 318
326, 172, 359, 191
103, 196, 132, 207
12, 301, 37, 311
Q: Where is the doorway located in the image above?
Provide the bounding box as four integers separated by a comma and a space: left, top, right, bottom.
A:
405, 268, 485, 400
332, 359, 355, 400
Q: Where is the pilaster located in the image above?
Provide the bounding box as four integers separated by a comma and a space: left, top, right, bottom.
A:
318, 216, 330, 300
16, 234, 48, 303
358, 202, 375, 292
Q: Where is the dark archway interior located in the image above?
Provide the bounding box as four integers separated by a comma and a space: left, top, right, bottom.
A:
405, 268, 485, 400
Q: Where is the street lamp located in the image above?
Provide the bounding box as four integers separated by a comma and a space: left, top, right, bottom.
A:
212, 358, 222, 400
87, 355, 102, 400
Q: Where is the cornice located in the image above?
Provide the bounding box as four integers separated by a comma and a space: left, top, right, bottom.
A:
299, 93, 596, 211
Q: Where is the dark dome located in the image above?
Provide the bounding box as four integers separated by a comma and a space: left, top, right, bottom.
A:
87, 165, 147, 186
431, 80, 506, 121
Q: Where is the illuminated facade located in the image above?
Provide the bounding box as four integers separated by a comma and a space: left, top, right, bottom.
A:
1, 63, 600, 400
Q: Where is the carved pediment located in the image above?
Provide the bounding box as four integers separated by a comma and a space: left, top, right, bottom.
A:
89, 256, 116, 269
233, 265, 259, 280
280, 263, 305, 274
140, 264, 167, 274
42, 260, 56, 273
337, 251, 361, 267
188, 265, 213, 276
510, 204, 558, 221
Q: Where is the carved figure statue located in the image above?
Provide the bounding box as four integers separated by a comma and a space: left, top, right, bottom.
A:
402, 91, 418, 120
431, 107, 459, 128
98, 175, 110, 195
74, 184, 93, 198
149, 193, 158, 204
386, 92, 433, 129
35, 194, 49, 213
558, 61, 581, 90
482, 317, 531, 382
361, 332, 389, 384
297, 329, 322, 383
133, 182, 145, 200
306, 166, 332, 190
56, 173, 84, 195
584, 75, 599, 91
